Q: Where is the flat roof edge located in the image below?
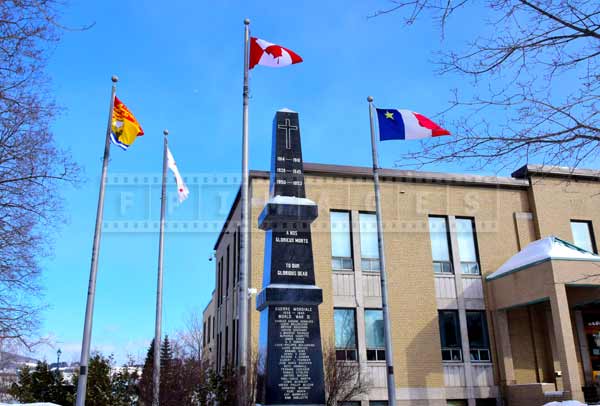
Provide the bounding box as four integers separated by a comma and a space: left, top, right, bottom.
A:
512, 164, 600, 181
251, 163, 529, 187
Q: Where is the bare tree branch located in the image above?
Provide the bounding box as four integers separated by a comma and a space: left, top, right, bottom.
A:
322, 340, 371, 406
370, 0, 600, 171
0, 0, 80, 349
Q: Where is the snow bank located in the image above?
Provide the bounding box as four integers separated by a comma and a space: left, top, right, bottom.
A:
0, 403, 61, 405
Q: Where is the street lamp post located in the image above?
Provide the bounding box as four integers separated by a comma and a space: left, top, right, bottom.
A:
56, 349, 62, 376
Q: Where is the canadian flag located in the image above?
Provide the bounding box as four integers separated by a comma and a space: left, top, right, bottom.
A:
249, 37, 303, 70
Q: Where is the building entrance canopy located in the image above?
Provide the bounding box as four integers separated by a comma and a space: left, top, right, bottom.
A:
486, 236, 600, 311
487, 236, 600, 404
487, 236, 600, 282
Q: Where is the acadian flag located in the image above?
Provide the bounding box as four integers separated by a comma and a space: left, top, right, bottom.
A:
376, 109, 450, 141
110, 97, 144, 150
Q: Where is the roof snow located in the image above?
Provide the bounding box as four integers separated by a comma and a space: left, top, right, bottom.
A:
487, 236, 600, 281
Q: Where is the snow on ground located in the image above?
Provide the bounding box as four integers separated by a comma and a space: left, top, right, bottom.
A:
0, 403, 61, 405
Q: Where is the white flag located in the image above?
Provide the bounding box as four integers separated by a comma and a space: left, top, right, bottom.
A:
167, 147, 189, 203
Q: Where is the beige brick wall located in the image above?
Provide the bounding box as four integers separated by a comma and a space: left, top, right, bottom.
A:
529, 176, 600, 247
507, 306, 555, 384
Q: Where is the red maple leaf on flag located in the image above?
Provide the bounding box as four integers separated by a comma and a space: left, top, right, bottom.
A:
249, 37, 303, 69
264, 45, 284, 58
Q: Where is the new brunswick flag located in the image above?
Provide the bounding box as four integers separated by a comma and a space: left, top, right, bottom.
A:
110, 97, 144, 150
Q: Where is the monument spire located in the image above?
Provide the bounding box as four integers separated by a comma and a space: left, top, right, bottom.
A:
255, 110, 326, 405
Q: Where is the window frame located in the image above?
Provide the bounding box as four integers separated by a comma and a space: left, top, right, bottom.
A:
455, 217, 482, 275
364, 308, 386, 361
428, 216, 454, 274
334, 307, 358, 361
226, 245, 230, 295
217, 257, 223, 305
359, 211, 381, 273
330, 210, 354, 272
466, 310, 492, 363
438, 310, 463, 362
570, 219, 597, 254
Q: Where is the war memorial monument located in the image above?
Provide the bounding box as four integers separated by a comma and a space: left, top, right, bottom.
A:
255, 109, 326, 405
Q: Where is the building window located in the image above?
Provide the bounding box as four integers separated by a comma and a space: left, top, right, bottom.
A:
439, 310, 462, 362
330, 211, 353, 271
217, 332, 221, 371
365, 309, 385, 361
571, 220, 597, 253
217, 258, 223, 305
429, 216, 453, 274
369, 402, 388, 406
467, 311, 491, 362
207, 317, 211, 344
226, 245, 230, 295
203, 321, 206, 347
456, 218, 481, 275
233, 230, 237, 286
475, 399, 497, 406
224, 326, 229, 366
237, 227, 241, 281
232, 320, 237, 366
234, 319, 238, 366
360, 213, 381, 272
339, 402, 361, 406
334, 308, 357, 361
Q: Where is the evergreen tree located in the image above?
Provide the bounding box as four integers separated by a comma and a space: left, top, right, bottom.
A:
111, 365, 139, 406
137, 339, 155, 406
72, 354, 112, 406
87, 354, 112, 406
9, 361, 72, 405
8, 365, 35, 403
207, 364, 237, 406
159, 336, 176, 406
138, 336, 212, 405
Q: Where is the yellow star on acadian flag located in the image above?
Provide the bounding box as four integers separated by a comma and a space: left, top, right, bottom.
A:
385, 111, 394, 119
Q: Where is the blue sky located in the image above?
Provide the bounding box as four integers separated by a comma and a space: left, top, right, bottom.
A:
37, 0, 503, 363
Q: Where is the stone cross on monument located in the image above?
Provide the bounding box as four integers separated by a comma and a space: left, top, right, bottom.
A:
277, 118, 298, 150
255, 109, 325, 406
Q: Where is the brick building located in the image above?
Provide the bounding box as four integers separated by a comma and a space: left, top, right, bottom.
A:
202, 163, 600, 406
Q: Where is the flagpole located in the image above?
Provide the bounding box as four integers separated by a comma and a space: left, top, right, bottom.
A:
152, 129, 169, 406
75, 75, 118, 406
238, 17, 251, 406
367, 96, 397, 406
